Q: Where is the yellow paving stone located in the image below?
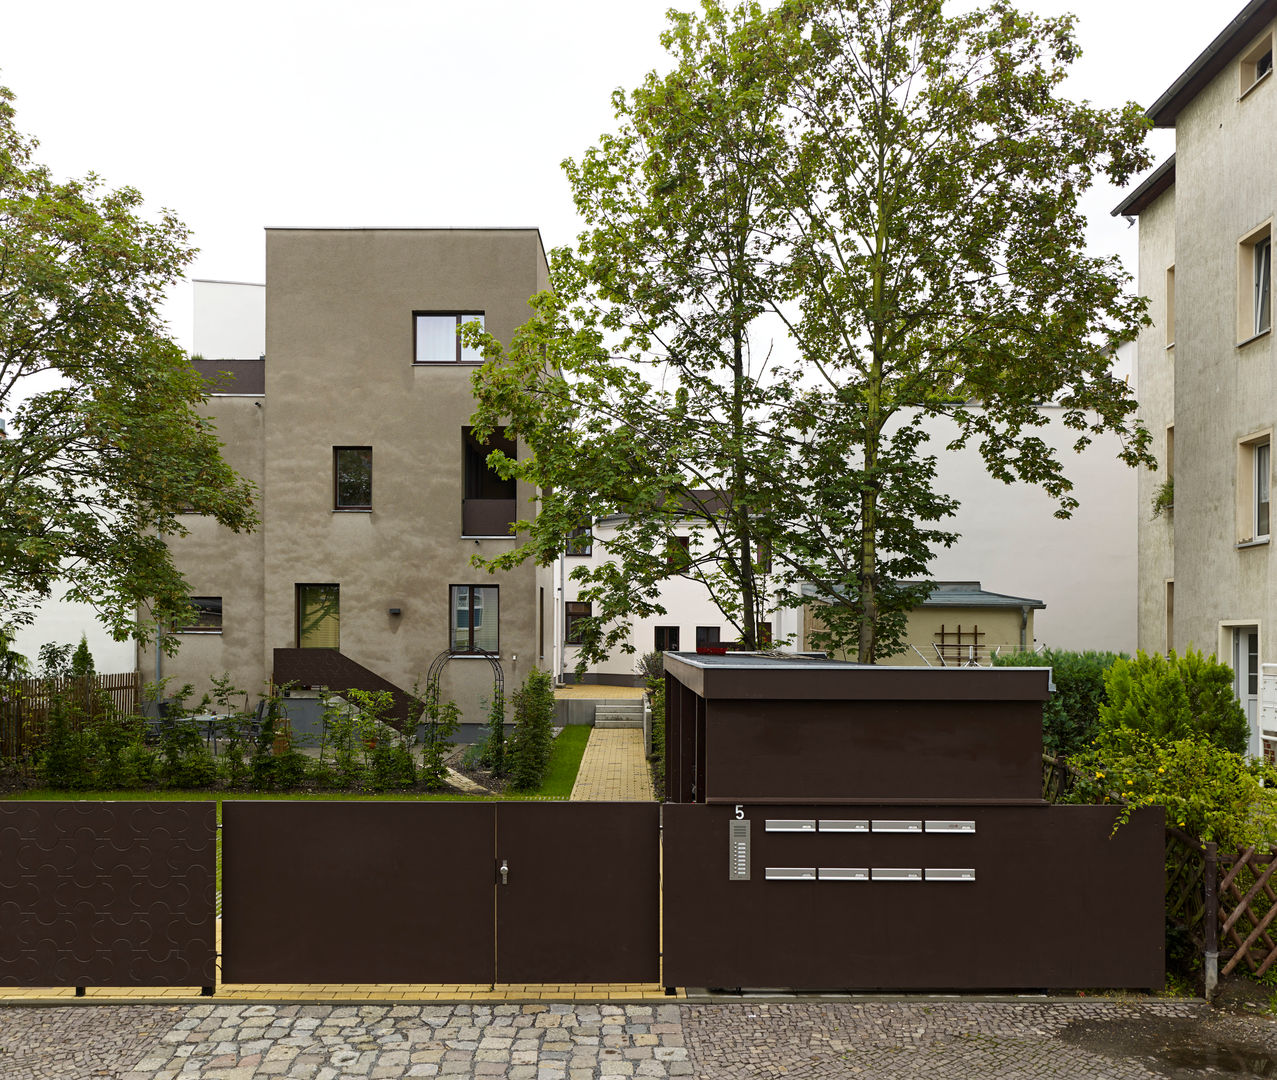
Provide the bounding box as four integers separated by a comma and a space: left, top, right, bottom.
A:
570, 728, 654, 801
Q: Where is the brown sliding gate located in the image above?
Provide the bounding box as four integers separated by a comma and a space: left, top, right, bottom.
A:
0, 802, 216, 991
221, 801, 659, 985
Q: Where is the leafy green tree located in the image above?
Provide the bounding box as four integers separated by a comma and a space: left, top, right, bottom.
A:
469, 0, 1154, 665
467, 1, 798, 663
0, 83, 257, 647
70, 634, 94, 678
1098, 649, 1250, 755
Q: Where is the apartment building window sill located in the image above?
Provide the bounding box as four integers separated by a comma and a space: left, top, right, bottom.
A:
449, 653, 500, 660
462, 535, 516, 541
412, 361, 483, 368
332, 508, 372, 514
172, 630, 223, 635
1236, 537, 1270, 550
1241, 67, 1272, 101
1236, 328, 1271, 349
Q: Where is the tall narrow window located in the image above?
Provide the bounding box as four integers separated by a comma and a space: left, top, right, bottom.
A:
414, 313, 485, 363
566, 524, 593, 556
462, 427, 517, 536
1165, 581, 1174, 656
333, 447, 372, 509
297, 584, 339, 649
1165, 265, 1175, 347
1255, 237, 1271, 336
1240, 224, 1273, 341
1256, 440, 1270, 539
564, 601, 591, 645
451, 585, 498, 653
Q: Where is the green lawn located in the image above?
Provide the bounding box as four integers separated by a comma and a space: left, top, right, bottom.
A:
533, 724, 592, 799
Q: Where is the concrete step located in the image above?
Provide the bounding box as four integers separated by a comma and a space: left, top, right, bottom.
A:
594, 701, 645, 730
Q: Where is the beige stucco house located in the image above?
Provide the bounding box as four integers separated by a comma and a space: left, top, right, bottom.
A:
141, 228, 550, 723
1115, 0, 1277, 760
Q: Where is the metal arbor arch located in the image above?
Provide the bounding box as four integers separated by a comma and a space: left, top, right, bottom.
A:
421, 649, 505, 747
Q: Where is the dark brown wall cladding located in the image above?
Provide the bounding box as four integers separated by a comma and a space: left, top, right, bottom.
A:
704, 700, 1043, 803
189, 358, 265, 394
221, 801, 498, 985
662, 803, 1165, 990
0, 802, 216, 987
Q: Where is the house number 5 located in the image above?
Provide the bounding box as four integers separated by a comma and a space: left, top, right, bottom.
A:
735, 805, 744, 820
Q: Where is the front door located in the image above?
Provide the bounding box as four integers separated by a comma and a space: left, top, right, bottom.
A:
1233, 626, 1262, 756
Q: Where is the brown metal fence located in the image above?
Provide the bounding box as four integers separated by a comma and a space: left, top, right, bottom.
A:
0, 672, 141, 758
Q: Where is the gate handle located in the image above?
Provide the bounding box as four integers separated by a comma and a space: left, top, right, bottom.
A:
500, 859, 509, 885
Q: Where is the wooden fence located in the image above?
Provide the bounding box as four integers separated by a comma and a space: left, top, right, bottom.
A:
0, 672, 141, 759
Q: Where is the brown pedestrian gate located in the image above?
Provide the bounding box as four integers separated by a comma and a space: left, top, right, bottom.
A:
221, 801, 659, 985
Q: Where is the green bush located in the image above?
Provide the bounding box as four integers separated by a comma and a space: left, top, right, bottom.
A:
507, 669, 556, 790
1099, 649, 1249, 754
1065, 727, 1277, 849
480, 684, 506, 777
648, 677, 665, 801
416, 677, 460, 789
994, 649, 1125, 757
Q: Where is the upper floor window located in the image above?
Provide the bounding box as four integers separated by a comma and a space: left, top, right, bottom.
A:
174, 596, 222, 633
1255, 237, 1272, 336
334, 446, 372, 510
1241, 33, 1273, 96
1256, 440, 1271, 541
462, 427, 517, 536
1165, 265, 1175, 348
1238, 435, 1271, 545
1237, 224, 1272, 342
566, 524, 593, 556
414, 313, 485, 364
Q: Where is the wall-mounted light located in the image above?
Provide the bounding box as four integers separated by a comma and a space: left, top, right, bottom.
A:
389, 607, 402, 616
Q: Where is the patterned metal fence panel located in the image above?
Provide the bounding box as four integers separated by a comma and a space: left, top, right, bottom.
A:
0, 801, 217, 989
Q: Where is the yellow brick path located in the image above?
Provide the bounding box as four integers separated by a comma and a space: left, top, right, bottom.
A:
570, 727, 655, 802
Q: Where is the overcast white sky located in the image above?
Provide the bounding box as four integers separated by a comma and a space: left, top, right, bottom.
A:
0, 0, 1233, 348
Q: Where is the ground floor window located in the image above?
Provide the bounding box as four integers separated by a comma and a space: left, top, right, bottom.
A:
565, 601, 591, 645
655, 626, 680, 652
175, 596, 222, 633
297, 584, 339, 648
452, 585, 498, 653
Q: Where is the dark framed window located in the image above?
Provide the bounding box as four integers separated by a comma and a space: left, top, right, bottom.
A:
565, 601, 591, 645
566, 524, 592, 556
334, 446, 372, 509
462, 427, 516, 500
667, 534, 691, 570
175, 596, 222, 633
414, 312, 485, 363
297, 584, 339, 649
696, 625, 721, 648
654, 625, 680, 652
451, 585, 498, 654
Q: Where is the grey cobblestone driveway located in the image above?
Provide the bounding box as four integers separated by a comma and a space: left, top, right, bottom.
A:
2, 999, 1276, 1079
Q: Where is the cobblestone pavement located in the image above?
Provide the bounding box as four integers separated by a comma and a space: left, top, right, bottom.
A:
3, 998, 1277, 1079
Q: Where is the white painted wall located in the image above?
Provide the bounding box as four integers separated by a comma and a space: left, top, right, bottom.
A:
8, 584, 136, 675
191, 279, 265, 358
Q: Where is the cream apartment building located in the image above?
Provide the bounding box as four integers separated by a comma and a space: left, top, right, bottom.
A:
1115, 0, 1277, 759
142, 228, 549, 722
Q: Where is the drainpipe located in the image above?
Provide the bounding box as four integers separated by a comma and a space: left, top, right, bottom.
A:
155, 621, 163, 685
558, 549, 566, 685
1019, 605, 1030, 654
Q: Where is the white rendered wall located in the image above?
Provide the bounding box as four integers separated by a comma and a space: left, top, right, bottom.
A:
192, 279, 265, 359
9, 584, 136, 674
